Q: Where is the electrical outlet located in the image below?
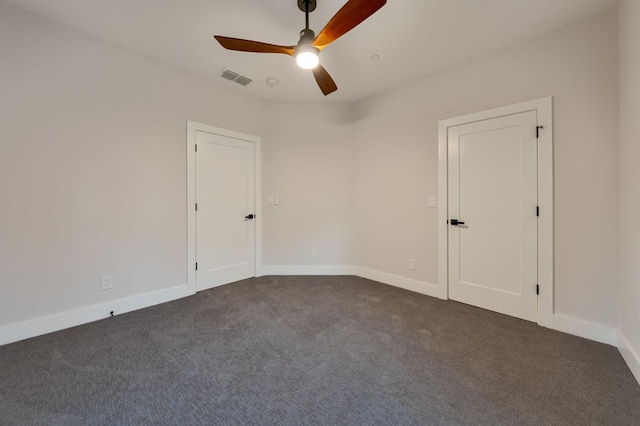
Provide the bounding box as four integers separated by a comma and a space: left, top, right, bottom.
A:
312, 249, 318, 258
274, 195, 279, 206
409, 259, 416, 270
100, 276, 113, 291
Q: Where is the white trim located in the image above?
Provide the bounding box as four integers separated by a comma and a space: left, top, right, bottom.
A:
187, 122, 197, 295
354, 267, 443, 299
255, 138, 263, 277
536, 100, 554, 328
186, 121, 262, 293
438, 97, 554, 327
261, 265, 442, 299
551, 314, 617, 346
1, 269, 618, 348
618, 331, 640, 386
261, 265, 356, 276
437, 121, 449, 300
0, 284, 191, 346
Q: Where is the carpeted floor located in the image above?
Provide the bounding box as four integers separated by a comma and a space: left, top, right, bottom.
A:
1, 276, 639, 425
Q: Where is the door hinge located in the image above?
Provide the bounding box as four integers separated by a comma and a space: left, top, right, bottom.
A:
536, 126, 544, 139
536, 206, 540, 217
195, 144, 198, 152
195, 263, 198, 271
536, 284, 540, 295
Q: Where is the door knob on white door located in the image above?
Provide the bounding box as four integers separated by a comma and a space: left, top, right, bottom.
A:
450, 219, 465, 226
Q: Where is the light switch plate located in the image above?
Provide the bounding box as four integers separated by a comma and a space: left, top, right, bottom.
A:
428, 197, 437, 208
267, 196, 274, 206
100, 276, 113, 291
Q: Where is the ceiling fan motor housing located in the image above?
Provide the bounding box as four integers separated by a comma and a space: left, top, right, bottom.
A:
295, 28, 319, 60
298, 28, 316, 45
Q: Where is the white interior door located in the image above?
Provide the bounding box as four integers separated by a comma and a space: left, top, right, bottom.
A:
196, 130, 255, 291
448, 111, 538, 322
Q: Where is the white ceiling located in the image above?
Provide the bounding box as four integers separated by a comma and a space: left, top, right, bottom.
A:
3, 0, 619, 102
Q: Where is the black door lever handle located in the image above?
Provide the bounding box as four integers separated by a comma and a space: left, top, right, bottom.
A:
245, 214, 255, 221
450, 219, 465, 226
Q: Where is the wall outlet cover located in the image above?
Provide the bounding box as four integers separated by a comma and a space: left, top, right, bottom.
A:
311, 249, 318, 258
100, 276, 113, 291
409, 259, 416, 270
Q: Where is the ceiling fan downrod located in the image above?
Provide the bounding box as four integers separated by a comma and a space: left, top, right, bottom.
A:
305, 0, 310, 30
298, 0, 316, 42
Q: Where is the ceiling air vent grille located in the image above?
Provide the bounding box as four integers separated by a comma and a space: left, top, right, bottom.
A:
219, 68, 253, 86
235, 76, 253, 86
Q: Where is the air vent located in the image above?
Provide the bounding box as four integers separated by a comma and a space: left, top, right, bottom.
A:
220, 69, 240, 81
218, 68, 253, 86
235, 76, 252, 86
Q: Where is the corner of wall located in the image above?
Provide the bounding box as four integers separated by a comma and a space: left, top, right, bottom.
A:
618, 330, 640, 386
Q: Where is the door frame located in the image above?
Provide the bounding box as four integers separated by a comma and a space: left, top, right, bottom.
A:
437, 97, 553, 327
186, 121, 262, 294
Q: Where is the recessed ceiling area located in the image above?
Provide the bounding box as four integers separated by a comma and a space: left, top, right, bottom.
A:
2, 0, 619, 101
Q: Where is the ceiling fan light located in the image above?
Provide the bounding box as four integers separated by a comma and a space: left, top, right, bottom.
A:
296, 51, 319, 69
295, 44, 320, 70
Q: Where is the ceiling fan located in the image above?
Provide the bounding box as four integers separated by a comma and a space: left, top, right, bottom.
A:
214, 0, 387, 96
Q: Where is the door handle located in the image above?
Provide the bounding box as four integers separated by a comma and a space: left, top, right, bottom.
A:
450, 219, 465, 226
244, 214, 255, 221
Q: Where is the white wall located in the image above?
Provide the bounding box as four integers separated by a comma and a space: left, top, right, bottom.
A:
352, 11, 619, 328
262, 102, 354, 267
0, 3, 266, 329
618, 0, 640, 381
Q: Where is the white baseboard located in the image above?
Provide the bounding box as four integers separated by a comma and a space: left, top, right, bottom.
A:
0, 267, 621, 352
260, 265, 356, 276
260, 265, 444, 300
551, 314, 617, 345
618, 331, 640, 386
353, 266, 445, 299
0, 284, 193, 346
2, 265, 430, 347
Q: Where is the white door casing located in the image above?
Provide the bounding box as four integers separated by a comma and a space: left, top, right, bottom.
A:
187, 122, 262, 294
438, 97, 553, 327
448, 111, 538, 322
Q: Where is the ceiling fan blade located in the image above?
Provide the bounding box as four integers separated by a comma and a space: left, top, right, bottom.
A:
313, 0, 386, 49
312, 65, 338, 96
214, 36, 295, 56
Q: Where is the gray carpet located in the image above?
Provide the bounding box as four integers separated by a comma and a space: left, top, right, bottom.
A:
1, 276, 639, 425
